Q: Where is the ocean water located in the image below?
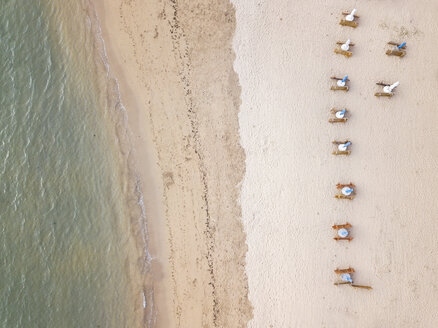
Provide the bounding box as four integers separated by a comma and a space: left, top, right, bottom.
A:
0, 1, 148, 327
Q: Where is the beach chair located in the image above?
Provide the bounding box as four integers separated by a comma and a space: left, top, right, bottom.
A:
334, 40, 354, 57
386, 42, 406, 57
336, 183, 355, 189
334, 282, 372, 289
334, 236, 353, 241
351, 284, 372, 290
329, 118, 348, 123
339, 9, 359, 28
329, 108, 348, 123
333, 151, 351, 156
335, 194, 355, 200
335, 267, 355, 274
375, 81, 399, 97
329, 118, 347, 123
334, 281, 352, 286
331, 76, 349, 91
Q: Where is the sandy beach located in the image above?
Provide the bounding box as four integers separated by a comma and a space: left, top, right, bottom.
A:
92, 0, 251, 326
233, 0, 438, 327
91, 0, 438, 327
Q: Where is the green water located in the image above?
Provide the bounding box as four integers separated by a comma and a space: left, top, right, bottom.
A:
0, 1, 145, 327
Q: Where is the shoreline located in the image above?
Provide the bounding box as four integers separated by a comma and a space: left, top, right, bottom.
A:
90, 1, 173, 326
91, 0, 252, 326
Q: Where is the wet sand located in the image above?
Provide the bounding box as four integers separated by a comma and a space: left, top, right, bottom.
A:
92, 0, 251, 327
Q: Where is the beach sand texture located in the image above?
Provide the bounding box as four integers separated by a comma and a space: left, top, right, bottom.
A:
93, 0, 251, 327
233, 0, 438, 327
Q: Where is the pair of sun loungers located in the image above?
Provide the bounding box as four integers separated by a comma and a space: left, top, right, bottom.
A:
330, 76, 401, 96
334, 41, 407, 58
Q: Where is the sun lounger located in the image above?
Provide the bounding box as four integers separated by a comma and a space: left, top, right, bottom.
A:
329, 108, 349, 123
334, 282, 372, 290
375, 92, 393, 97
332, 140, 350, 145
332, 150, 351, 156
335, 194, 355, 200
334, 237, 353, 241
336, 183, 355, 189
340, 20, 358, 28
332, 223, 352, 229
334, 281, 352, 286
388, 41, 406, 49
339, 10, 359, 28
336, 41, 356, 46
331, 76, 350, 82
334, 48, 352, 57
329, 118, 347, 123
330, 108, 347, 114
335, 268, 355, 274
331, 86, 349, 91
341, 11, 359, 18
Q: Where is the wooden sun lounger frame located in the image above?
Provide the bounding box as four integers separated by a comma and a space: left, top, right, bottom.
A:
332, 140, 350, 145
334, 236, 353, 241
332, 140, 351, 155
332, 150, 351, 156
334, 48, 352, 57
335, 194, 355, 200
334, 281, 352, 286
339, 19, 358, 28
332, 223, 352, 229
352, 284, 372, 290
335, 267, 355, 274
375, 92, 393, 97
334, 282, 372, 289
336, 183, 355, 189
388, 41, 406, 49
329, 118, 347, 123
331, 86, 349, 91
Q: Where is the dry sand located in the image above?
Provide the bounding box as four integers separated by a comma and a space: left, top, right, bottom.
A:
233, 0, 438, 327
92, 0, 251, 327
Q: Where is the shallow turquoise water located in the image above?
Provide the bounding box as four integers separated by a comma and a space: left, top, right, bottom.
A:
0, 1, 142, 327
